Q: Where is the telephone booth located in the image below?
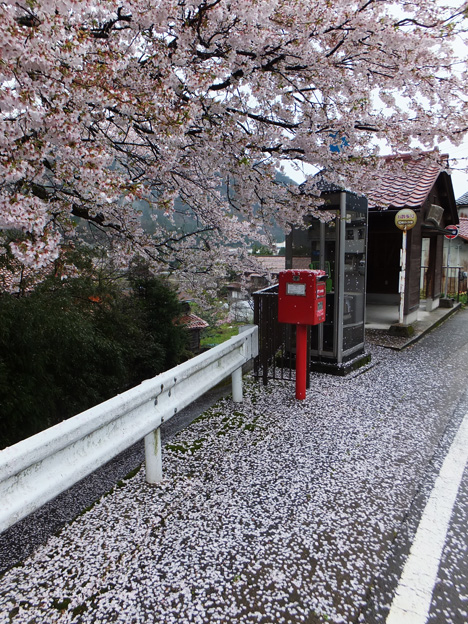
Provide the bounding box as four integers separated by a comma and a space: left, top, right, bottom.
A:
286, 188, 369, 374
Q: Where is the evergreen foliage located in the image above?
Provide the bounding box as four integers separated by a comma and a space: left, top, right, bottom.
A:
0, 268, 188, 449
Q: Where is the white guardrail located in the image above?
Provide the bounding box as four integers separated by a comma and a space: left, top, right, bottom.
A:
0, 325, 258, 533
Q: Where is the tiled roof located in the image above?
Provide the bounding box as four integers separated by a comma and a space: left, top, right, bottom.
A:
366, 154, 446, 210
456, 191, 468, 207
180, 313, 209, 331
458, 217, 468, 242
253, 256, 286, 273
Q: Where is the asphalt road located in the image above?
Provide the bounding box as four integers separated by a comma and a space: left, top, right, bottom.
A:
1, 309, 468, 624
360, 307, 468, 624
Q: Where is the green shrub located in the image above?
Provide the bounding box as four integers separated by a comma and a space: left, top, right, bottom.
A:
0, 272, 188, 449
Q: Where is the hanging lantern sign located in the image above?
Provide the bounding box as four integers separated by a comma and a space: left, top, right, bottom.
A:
395, 209, 417, 231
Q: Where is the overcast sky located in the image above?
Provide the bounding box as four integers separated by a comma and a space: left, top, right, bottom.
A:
282, 1, 468, 200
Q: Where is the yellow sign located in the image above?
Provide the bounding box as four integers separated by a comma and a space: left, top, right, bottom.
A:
395, 209, 417, 231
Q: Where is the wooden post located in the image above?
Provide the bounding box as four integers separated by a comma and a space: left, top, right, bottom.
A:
444, 238, 452, 298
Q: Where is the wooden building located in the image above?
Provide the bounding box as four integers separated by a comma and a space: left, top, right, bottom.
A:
286, 153, 459, 327
457, 191, 468, 218
180, 312, 209, 352
455, 195, 468, 279
366, 154, 458, 323
178, 301, 209, 353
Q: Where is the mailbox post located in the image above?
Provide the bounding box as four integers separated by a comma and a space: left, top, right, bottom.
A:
278, 269, 327, 400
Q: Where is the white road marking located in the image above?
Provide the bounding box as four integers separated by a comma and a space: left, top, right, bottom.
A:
386, 411, 468, 624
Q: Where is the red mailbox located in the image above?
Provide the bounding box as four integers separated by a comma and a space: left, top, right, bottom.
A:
277, 269, 327, 401
278, 269, 327, 325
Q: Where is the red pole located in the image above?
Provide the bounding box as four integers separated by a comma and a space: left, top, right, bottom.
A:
296, 324, 308, 400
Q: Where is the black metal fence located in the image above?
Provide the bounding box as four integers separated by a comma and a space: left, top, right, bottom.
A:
252, 285, 311, 386
421, 266, 467, 300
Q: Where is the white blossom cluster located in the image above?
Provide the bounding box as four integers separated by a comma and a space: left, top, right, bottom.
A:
1, 0, 467, 293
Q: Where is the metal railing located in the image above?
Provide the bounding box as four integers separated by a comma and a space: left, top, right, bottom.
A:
0, 326, 258, 533
253, 285, 310, 386
420, 266, 467, 300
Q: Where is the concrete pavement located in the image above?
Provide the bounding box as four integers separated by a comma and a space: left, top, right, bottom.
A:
366, 301, 462, 350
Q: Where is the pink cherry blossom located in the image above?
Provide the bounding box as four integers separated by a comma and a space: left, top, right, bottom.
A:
0, 0, 467, 292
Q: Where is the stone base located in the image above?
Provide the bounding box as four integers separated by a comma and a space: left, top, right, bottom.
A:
388, 323, 415, 338
425, 297, 440, 312
439, 297, 455, 308
309, 352, 371, 376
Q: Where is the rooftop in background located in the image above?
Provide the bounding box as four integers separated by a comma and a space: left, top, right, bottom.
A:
456, 191, 468, 207
458, 216, 468, 242
366, 153, 451, 210
253, 255, 285, 274
180, 313, 209, 331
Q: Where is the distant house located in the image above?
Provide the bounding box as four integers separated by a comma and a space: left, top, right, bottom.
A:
178, 301, 209, 352
458, 217, 468, 251
449, 214, 468, 292
224, 256, 286, 323
180, 312, 209, 352
455, 194, 468, 274
226, 256, 286, 303
243, 255, 284, 294
456, 191, 468, 218
226, 281, 245, 303
253, 255, 285, 280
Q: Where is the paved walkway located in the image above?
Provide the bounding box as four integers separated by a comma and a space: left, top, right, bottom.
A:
366, 302, 462, 349
1, 307, 467, 624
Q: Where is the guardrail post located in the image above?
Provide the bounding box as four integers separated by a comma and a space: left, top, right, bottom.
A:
232, 367, 243, 402
144, 428, 162, 483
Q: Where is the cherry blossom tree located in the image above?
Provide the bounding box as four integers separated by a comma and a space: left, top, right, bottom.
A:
1, 0, 467, 293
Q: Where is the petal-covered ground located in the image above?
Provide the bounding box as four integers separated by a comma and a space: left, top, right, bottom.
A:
1, 312, 468, 624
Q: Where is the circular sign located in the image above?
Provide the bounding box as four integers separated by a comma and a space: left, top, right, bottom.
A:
395, 209, 417, 231
444, 225, 459, 240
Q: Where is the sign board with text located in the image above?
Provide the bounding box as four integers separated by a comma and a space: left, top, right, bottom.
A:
395, 209, 417, 231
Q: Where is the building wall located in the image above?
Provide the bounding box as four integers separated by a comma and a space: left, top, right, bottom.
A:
435, 233, 444, 298
447, 241, 468, 271
423, 184, 459, 299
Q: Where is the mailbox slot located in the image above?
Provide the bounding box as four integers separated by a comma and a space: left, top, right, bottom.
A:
278, 269, 327, 326
286, 282, 306, 296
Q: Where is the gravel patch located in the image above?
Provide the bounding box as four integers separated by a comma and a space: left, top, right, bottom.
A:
1, 313, 468, 624
365, 328, 409, 349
